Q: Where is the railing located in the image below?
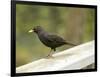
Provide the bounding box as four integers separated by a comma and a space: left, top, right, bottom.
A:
16, 40, 94, 73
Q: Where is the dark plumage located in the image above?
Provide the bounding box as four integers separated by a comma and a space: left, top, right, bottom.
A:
29, 26, 76, 57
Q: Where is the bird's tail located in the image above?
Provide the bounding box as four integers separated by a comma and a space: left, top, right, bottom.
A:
65, 42, 77, 46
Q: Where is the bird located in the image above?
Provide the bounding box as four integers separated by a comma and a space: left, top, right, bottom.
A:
29, 26, 76, 57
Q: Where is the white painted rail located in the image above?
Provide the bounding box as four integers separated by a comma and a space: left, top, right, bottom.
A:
16, 40, 94, 73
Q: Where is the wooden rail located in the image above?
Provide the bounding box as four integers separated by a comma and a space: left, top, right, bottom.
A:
16, 40, 94, 73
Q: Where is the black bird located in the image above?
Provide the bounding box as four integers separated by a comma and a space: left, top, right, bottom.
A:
29, 26, 76, 57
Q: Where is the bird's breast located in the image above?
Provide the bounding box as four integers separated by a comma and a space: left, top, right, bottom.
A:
37, 33, 51, 47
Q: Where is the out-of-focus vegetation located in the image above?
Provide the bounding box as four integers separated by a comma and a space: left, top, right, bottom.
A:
16, 4, 95, 67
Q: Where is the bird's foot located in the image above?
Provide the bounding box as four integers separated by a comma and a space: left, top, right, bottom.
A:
45, 54, 54, 59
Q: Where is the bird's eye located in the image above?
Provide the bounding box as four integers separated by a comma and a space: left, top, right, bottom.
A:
33, 28, 37, 32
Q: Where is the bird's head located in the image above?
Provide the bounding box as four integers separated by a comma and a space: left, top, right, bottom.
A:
29, 26, 43, 33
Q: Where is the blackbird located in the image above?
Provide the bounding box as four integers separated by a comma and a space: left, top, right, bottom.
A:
29, 26, 76, 57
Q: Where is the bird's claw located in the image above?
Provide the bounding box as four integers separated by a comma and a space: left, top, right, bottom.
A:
45, 54, 54, 59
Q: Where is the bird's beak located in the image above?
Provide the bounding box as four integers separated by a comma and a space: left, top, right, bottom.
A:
28, 29, 33, 33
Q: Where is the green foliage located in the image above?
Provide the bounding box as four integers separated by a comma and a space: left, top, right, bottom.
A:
16, 4, 95, 67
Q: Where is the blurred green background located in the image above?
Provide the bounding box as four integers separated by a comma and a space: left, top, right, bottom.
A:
16, 4, 95, 67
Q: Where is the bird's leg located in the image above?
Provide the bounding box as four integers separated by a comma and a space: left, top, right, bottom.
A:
46, 49, 54, 58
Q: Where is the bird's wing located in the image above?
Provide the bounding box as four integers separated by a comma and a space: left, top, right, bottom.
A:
46, 34, 76, 46
46, 34, 66, 43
